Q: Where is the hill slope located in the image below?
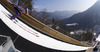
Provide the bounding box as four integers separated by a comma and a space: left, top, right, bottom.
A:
62, 0, 100, 29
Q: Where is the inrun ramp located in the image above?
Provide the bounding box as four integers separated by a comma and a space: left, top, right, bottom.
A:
0, 0, 93, 52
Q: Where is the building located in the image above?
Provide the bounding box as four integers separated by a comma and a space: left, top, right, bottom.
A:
0, 35, 20, 52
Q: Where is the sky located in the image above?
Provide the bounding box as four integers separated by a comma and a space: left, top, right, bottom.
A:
34, 0, 97, 12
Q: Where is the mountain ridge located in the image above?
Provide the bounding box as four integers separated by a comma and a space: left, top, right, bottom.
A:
61, 0, 100, 30
48, 10, 79, 19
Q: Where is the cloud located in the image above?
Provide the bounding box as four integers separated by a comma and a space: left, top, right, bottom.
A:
34, 6, 39, 9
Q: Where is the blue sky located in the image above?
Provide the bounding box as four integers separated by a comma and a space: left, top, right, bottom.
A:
34, 0, 97, 12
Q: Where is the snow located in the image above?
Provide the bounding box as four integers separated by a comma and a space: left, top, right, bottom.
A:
70, 31, 75, 35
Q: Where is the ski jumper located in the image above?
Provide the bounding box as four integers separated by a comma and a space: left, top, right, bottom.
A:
11, 4, 24, 20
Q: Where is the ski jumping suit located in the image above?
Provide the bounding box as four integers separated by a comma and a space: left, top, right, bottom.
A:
11, 4, 23, 20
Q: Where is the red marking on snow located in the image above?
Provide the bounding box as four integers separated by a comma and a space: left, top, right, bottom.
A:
15, 22, 39, 37
18, 22, 38, 34
2, 11, 39, 37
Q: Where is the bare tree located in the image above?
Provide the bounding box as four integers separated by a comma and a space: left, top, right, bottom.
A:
9, 0, 34, 11
40, 8, 50, 23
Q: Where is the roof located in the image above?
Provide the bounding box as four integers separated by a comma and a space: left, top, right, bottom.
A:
0, 35, 7, 46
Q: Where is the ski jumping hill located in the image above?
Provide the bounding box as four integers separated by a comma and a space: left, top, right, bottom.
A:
0, 0, 93, 52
